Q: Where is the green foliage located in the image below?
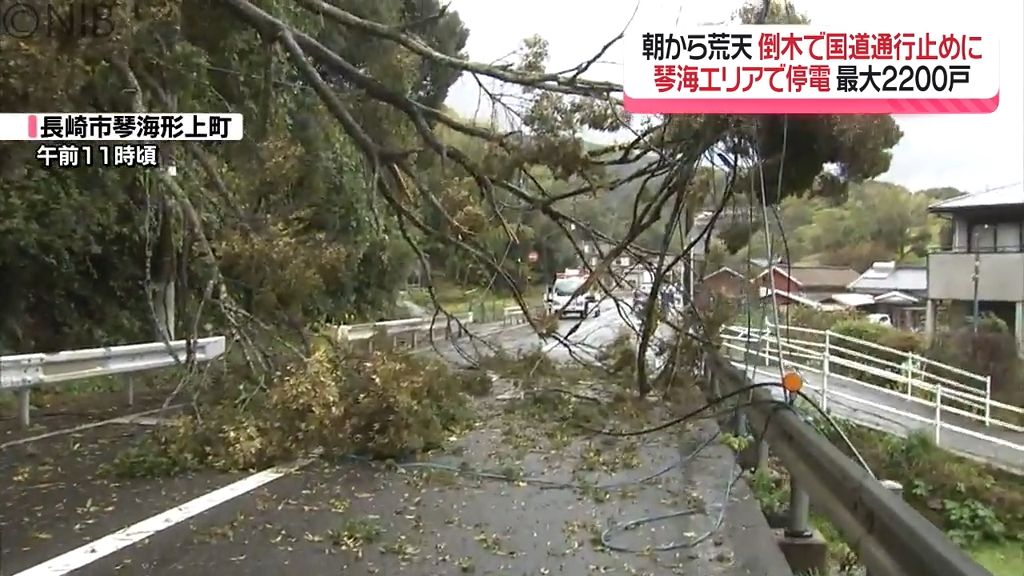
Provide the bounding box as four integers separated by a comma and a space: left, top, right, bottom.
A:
783, 306, 859, 332
765, 182, 937, 269
0, 0, 469, 353
731, 2, 904, 203
831, 319, 925, 354
929, 316, 1024, 415
837, 428, 1024, 545
944, 499, 1007, 546
111, 348, 483, 475
747, 468, 788, 515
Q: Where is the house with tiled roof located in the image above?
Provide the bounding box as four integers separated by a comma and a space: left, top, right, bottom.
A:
753, 265, 861, 303
846, 261, 929, 329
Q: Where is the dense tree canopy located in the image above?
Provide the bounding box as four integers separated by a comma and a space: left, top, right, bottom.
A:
0, 0, 911, 396
0, 0, 466, 352
729, 181, 955, 271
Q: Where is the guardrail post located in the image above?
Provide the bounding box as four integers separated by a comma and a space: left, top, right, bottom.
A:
777, 474, 827, 574
16, 388, 31, 428
756, 435, 769, 470
934, 385, 943, 445
984, 375, 992, 427
786, 477, 811, 538
735, 411, 749, 437
125, 375, 135, 407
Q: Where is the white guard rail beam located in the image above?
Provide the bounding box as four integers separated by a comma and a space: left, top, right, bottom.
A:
703, 351, 991, 576
1, 336, 226, 428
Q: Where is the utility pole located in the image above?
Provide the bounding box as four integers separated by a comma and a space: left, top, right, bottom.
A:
972, 252, 980, 335
971, 186, 992, 336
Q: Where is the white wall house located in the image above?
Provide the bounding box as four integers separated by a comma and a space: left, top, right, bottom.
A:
926, 184, 1024, 348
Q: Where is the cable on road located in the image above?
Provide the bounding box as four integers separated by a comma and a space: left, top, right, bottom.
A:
346, 424, 735, 554
339, 394, 789, 556
572, 381, 783, 437
599, 465, 744, 553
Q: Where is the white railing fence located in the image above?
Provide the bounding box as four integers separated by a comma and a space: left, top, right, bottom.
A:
502, 306, 533, 327
334, 312, 475, 352
719, 324, 1024, 460
1, 336, 226, 428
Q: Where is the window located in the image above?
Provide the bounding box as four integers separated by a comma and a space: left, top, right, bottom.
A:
969, 223, 996, 252
552, 278, 584, 296
996, 221, 1022, 252
969, 220, 1024, 252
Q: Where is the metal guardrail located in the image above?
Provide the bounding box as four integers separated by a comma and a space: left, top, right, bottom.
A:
701, 350, 992, 576
1, 336, 226, 428
720, 325, 1024, 464
334, 312, 474, 351
502, 306, 528, 326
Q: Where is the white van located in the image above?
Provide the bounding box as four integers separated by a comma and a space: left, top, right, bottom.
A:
546, 274, 600, 318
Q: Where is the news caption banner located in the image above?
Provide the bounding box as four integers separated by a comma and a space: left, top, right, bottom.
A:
623, 26, 999, 114
0, 113, 245, 169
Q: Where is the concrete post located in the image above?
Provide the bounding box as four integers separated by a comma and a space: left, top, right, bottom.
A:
125, 375, 135, 407
17, 388, 31, 428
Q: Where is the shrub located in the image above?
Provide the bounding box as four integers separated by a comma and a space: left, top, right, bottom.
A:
840, 428, 1024, 544
112, 348, 480, 474
927, 315, 1024, 419
824, 319, 922, 390
783, 306, 858, 331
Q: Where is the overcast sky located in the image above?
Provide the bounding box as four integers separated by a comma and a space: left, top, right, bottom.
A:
444, 0, 1023, 193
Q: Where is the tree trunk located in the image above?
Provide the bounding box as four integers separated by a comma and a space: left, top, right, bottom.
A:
153, 176, 178, 341
153, 58, 179, 342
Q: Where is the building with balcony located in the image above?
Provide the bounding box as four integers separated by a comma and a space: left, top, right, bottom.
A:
926, 184, 1024, 348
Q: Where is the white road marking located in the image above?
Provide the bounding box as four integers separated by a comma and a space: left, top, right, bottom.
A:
0, 404, 185, 450
12, 456, 314, 576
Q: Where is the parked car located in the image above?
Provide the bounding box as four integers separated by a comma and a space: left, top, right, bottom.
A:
546, 273, 600, 319
867, 313, 892, 326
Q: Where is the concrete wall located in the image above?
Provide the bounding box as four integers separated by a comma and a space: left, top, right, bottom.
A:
927, 252, 1024, 302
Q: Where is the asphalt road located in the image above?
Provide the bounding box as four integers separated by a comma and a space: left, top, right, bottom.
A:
2, 299, 792, 576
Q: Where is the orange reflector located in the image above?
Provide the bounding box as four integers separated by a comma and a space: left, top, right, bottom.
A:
782, 371, 803, 393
